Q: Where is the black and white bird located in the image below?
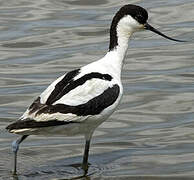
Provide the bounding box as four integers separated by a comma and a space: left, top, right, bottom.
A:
6, 4, 184, 176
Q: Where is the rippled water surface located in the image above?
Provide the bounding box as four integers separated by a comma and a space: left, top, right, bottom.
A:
1, 0, 194, 179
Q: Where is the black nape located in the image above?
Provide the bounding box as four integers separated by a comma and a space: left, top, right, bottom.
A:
109, 4, 148, 51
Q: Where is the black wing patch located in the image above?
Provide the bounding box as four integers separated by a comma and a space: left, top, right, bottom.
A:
46, 71, 113, 105
6, 118, 79, 131
37, 84, 120, 116
6, 85, 120, 130
46, 69, 80, 105
29, 97, 45, 114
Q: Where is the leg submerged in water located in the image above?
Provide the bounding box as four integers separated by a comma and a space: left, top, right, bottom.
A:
82, 139, 91, 176
12, 135, 28, 175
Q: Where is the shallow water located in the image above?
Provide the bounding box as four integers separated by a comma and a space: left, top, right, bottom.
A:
1, 0, 194, 179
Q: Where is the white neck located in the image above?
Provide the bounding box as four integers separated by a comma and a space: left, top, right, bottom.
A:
103, 25, 133, 78
98, 15, 140, 78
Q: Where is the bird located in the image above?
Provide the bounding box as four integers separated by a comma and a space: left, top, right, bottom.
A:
6, 4, 184, 176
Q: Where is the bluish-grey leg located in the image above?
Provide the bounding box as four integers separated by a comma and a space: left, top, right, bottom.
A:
82, 139, 91, 175
12, 135, 28, 175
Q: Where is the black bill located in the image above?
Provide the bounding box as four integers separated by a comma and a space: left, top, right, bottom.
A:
144, 23, 186, 42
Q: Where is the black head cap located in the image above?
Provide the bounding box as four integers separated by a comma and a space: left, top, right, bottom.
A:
109, 4, 185, 51
118, 4, 148, 24
112, 5, 148, 29
109, 4, 148, 51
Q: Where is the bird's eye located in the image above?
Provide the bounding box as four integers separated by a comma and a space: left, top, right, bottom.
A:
135, 14, 145, 24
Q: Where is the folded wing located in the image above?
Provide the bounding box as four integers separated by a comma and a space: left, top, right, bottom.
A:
6, 69, 120, 133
